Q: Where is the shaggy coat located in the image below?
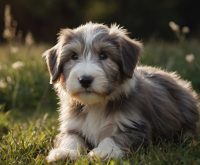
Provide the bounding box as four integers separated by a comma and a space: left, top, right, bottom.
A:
43, 22, 199, 162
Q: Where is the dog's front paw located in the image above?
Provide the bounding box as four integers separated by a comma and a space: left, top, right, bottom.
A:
88, 138, 124, 160
46, 148, 79, 163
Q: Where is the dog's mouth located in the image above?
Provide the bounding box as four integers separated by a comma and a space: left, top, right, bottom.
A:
83, 89, 93, 94
75, 89, 106, 96
70, 89, 108, 104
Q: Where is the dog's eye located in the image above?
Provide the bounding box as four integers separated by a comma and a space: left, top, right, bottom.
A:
71, 52, 79, 60
99, 52, 108, 60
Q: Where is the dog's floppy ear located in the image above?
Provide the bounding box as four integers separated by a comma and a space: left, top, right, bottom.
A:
43, 28, 74, 84
43, 45, 61, 84
119, 36, 142, 78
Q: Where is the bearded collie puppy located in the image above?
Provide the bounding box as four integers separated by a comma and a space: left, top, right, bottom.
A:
43, 22, 199, 163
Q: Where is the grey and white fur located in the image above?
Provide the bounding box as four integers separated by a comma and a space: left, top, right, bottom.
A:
43, 22, 199, 163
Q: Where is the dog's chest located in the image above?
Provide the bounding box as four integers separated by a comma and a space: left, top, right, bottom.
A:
80, 106, 116, 146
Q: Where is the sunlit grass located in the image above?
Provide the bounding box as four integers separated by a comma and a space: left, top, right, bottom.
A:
0, 44, 56, 113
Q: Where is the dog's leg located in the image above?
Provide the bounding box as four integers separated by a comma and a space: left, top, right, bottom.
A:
88, 120, 150, 160
46, 133, 85, 163
88, 137, 124, 160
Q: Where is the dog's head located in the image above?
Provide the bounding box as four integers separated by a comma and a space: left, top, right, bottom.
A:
43, 22, 142, 104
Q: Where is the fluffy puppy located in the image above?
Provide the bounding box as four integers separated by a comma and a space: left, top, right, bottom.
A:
43, 22, 199, 163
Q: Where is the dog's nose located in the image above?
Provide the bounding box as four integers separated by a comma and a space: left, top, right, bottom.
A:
78, 75, 94, 88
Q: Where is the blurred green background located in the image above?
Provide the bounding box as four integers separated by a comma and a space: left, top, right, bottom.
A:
0, 0, 200, 42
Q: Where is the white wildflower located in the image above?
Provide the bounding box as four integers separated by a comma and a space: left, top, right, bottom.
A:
25, 32, 34, 46
182, 26, 190, 34
3, 4, 17, 41
169, 21, 180, 32
12, 61, 24, 69
10, 46, 19, 54
185, 54, 195, 63
6, 76, 12, 83
3, 29, 12, 40
0, 80, 7, 89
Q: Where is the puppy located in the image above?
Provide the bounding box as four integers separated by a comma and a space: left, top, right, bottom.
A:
43, 22, 199, 163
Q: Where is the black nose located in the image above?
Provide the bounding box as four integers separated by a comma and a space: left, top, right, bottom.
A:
78, 75, 94, 88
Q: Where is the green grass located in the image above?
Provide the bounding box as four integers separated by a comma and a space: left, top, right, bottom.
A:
0, 41, 200, 165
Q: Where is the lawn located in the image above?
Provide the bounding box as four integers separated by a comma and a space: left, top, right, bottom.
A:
0, 41, 200, 165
